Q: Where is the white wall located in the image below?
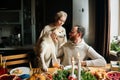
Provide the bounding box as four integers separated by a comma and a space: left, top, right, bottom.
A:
73, 0, 120, 46
110, 0, 119, 42
119, 1, 120, 35
73, 0, 95, 46
73, 0, 89, 42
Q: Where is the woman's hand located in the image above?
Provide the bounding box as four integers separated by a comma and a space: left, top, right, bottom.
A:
50, 32, 58, 44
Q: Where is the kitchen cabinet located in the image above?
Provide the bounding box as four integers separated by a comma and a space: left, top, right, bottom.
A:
0, 0, 36, 48
0, 10, 22, 47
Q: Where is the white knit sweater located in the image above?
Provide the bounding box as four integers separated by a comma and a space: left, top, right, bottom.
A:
57, 39, 107, 66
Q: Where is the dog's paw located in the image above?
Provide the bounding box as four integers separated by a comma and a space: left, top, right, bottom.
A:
43, 65, 48, 72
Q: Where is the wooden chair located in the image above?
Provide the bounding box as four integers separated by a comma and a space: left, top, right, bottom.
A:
2, 53, 32, 68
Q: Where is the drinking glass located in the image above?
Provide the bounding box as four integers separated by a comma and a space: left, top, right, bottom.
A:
0, 57, 7, 75
52, 59, 60, 68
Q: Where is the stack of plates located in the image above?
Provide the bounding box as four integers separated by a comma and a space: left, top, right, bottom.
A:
110, 61, 120, 71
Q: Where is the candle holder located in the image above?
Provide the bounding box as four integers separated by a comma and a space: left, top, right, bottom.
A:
68, 74, 77, 80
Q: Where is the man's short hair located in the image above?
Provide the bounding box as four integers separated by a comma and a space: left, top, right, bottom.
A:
75, 25, 85, 38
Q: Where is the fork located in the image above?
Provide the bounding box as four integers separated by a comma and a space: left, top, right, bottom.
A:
33, 68, 41, 80
33, 68, 38, 74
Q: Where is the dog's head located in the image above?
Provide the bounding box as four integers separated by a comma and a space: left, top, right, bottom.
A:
51, 28, 66, 38
42, 28, 66, 39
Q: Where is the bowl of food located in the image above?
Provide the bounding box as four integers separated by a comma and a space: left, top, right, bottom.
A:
10, 67, 30, 76
106, 71, 120, 80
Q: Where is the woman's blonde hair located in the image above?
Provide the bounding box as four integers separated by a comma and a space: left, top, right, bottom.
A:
55, 11, 67, 21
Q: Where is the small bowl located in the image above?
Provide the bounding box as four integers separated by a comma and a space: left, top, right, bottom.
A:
106, 71, 120, 80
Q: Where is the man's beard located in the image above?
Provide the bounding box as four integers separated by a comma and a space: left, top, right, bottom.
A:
69, 37, 76, 42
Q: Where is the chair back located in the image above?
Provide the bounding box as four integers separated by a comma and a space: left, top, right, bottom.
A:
2, 53, 31, 68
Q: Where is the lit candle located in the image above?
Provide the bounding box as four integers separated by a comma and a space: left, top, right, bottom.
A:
68, 57, 76, 79
71, 57, 75, 76
77, 52, 81, 80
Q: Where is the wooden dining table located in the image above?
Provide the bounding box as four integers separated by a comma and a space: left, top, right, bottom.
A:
2, 63, 119, 80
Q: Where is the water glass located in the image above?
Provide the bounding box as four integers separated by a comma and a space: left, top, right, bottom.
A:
0, 57, 8, 75
52, 59, 60, 68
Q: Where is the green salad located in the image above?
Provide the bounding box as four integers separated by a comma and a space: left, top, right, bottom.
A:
53, 68, 97, 80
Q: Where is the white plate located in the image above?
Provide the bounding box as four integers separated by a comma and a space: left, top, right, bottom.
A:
10, 67, 30, 76
64, 65, 78, 70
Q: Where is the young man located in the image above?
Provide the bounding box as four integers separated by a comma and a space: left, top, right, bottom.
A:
56, 25, 107, 66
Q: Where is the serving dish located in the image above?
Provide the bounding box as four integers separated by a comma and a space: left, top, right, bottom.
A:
10, 67, 30, 76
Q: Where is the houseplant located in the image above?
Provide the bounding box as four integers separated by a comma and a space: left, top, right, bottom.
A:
110, 36, 120, 58
111, 40, 120, 52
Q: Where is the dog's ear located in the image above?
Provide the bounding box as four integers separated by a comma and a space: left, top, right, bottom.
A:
41, 31, 51, 38
51, 28, 56, 31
